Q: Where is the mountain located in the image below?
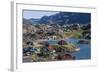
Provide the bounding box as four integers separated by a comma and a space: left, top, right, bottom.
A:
23, 12, 91, 26
23, 18, 32, 25
29, 18, 39, 24
38, 12, 91, 25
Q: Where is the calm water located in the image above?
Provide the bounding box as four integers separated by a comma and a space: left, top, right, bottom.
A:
48, 38, 91, 60
67, 38, 91, 60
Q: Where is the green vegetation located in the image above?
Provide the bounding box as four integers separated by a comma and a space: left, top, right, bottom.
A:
64, 30, 82, 39
51, 43, 76, 52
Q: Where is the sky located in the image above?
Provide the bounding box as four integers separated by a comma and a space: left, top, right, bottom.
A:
23, 10, 59, 19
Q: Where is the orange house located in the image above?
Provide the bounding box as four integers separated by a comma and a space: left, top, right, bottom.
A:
48, 45, 53, 50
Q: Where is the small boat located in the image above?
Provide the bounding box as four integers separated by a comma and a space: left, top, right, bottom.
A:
75, 48, 80, 51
